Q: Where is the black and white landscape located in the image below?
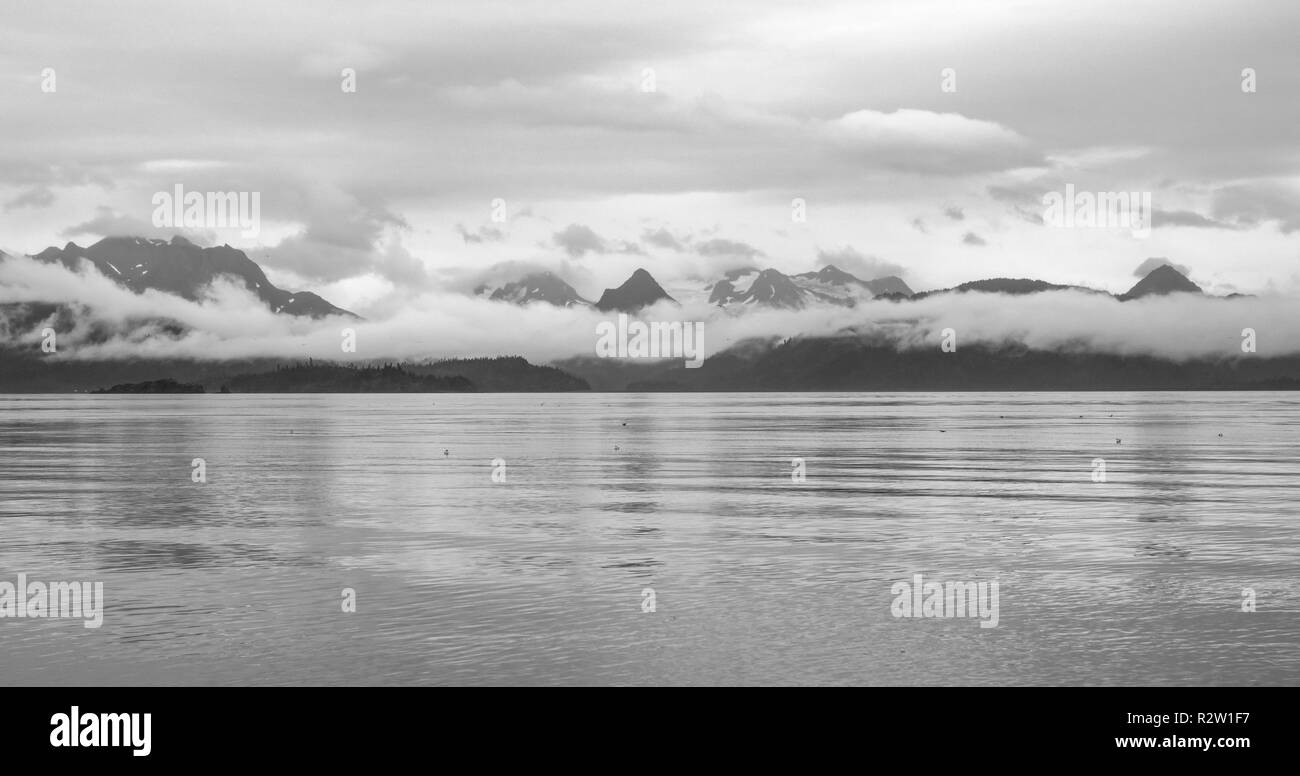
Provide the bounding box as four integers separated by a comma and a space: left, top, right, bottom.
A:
2, 0, 1299, 693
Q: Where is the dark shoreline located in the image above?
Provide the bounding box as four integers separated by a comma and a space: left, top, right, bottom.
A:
7, 387, 1300, 395
6, 343, 1300, 394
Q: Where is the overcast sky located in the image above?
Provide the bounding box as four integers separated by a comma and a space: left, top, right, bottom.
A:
3, 0, 1299, 316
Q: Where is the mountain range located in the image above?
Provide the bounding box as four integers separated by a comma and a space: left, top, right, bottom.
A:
0, 233, 1231, 334
473, 271, 590, 308
12, 234, 1207, 322
473, 267, 677, 312
29, 236, 355, 318
474, 260, 1207, 313
707, 265, 913, 308
474, 263, 913, 311
1, 234, 1285, 393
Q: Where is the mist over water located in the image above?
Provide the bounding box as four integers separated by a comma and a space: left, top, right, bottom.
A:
1, 392, 1297, 686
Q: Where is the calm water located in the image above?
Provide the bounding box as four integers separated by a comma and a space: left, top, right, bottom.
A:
1, 392, 1298, 686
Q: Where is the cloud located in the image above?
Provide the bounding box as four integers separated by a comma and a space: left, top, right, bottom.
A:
452, 260, 560, 291
986, 182, 1051, 224
455, 223, 505, 244
822, 109, 1039, 175
414, 88, 1045, 200
0, 253, 332, 354
642, 227, 686, 251
553, 224, 607, 257
962, 232, 987, 246
3, 0, 1300, 298
696, 238, 764, 260
4, 186, 55, 211
876, 289, 1300, 360
1212, 182, 1300, 234
987, 183, 1043, 204
369, 239, 431, 290
259, 184, 413, 285
943, 206, 964, 221
815, 246, 906, 280
61, 206, 213, 243
1152, 209, 1238, 230
1133, 257, 1191, 277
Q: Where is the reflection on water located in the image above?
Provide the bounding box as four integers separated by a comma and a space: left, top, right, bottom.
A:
1, 392, 1298, 686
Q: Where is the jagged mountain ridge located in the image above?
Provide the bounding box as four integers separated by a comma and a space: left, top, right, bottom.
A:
472, 262, 1208, 313
475, 271, 591, 307
594, 268, 676, 312
708, 264, 915, 309
31, 235, 355, 318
